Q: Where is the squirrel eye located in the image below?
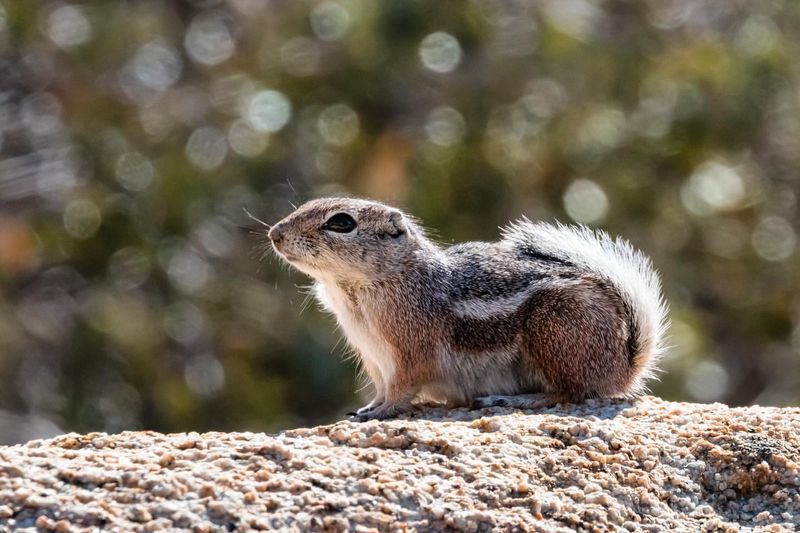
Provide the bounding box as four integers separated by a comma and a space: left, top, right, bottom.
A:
322, 212, 357, 233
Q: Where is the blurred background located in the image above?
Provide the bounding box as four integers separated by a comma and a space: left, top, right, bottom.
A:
0, 0, 798, 444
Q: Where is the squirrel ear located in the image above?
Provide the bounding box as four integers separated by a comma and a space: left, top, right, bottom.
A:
385, 210, 406, 238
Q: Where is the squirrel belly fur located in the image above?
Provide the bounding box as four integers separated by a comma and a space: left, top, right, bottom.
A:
267, 198, 669, 421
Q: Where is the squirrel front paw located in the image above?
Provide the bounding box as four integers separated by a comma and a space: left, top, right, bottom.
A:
344, 398, 385, 418
348, 402, 410, 422
355, 398, 384, 415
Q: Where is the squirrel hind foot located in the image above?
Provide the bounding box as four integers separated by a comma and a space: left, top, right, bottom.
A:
471, 393, 566, 411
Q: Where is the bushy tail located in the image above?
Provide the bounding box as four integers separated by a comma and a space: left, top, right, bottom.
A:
503, 220, 670, 395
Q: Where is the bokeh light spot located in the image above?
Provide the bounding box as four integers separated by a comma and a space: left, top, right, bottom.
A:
129, 41, 183, 92
63, 199, 101, 239
138, 104, 174, 139
568, 109, 625, 163
228, 119, 269, 157
578, 107, 626, 153
520, 79, 567, 119
685, 360, 729, 401
563, 179, 609, 224
196, 217, 236, 257
163, 301, 207, 345
419, 32, 462, 73
646, 1, 691, 30
246, 90, 292, 133
752, 217, 796, 262
43, 5, 92, 49
17, 287, 75, 343
734, 15, 779, 58
681, 161, 746, 216
317, 104, 360, 146
185, 11, 235, 66
167, 248, 210, 294
425, 106, 466, 147
21, 92, 63, 136
541, 0, 602, 42
185, 127, 228, 171
17, 357, 64, 411
310, 2, 351, 41
185, 354, 226, 398
20, 92, 61, 135
115, 152, 154, 192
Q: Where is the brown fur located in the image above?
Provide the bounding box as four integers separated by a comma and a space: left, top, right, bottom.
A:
520, 280, 630, 401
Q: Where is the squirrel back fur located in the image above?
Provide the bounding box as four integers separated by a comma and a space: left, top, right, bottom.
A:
267, 198, 669, 420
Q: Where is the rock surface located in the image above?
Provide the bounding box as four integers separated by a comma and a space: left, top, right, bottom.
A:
1, 397, 799, 532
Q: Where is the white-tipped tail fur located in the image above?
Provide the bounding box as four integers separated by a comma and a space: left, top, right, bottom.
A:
502, 220, 670, 395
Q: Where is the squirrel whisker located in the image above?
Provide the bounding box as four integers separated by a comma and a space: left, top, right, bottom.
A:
242, 207, 272, 229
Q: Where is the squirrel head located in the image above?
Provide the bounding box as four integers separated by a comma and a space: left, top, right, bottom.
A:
268, 198, 423, 282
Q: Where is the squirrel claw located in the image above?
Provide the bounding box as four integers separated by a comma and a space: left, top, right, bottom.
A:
349, 402, 412, 422
355, 399, 385, 416
349, 411, 384, 423
348, 404, 383, 422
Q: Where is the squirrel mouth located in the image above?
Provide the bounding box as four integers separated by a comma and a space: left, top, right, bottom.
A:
271, 242, 298, 262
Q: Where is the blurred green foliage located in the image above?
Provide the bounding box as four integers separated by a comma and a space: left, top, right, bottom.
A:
0, 0, 799, 442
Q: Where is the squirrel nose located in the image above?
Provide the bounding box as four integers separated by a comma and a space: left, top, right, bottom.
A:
268, 225, 284, 245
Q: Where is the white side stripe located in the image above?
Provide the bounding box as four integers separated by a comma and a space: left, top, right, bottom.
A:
453, 287, 535, 318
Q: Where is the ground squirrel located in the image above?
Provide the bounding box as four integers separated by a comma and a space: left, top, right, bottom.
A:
267, 198, 668, 421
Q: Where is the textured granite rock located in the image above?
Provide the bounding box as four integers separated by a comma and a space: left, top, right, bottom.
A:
1, 397, 799, 532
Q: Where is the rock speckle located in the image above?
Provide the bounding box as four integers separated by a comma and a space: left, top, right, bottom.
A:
0, 397, 799, 532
